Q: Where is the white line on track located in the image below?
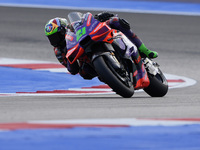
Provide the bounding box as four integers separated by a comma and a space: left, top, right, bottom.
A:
28, 118, 200, 126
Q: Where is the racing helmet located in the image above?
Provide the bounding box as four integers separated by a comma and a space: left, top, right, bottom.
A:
45, 17, 68, 47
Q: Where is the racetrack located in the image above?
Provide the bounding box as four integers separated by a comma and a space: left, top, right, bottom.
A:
0, 6, 200, 123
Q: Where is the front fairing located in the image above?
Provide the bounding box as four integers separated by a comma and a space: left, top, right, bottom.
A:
65, 31, 84, 64
66, 12, 112, 64
66, 31, 78, 50
68, 12, 111, 43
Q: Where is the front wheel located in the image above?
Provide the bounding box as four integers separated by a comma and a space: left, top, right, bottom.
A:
144, 69, 168, 97
93, 56, 134, 98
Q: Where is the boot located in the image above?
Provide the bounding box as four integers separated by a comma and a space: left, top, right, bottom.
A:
139, 43, 158, 59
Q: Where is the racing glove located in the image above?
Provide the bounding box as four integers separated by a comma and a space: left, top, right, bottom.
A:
94, 12, 114, 22
54, 47, 68, 66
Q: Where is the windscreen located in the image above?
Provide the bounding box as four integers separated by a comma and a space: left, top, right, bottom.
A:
68, 12, 83, 24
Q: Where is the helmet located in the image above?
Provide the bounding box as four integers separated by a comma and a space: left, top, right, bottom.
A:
45, 17, 68, 47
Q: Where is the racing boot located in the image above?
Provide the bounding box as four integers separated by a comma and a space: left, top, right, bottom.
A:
138, 43, 158, 59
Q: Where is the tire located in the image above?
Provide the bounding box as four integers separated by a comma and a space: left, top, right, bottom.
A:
93, 56, 134, 98
144, 69, 168, 97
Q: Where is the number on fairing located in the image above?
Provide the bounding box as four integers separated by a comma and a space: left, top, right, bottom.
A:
76, 27, 86, 41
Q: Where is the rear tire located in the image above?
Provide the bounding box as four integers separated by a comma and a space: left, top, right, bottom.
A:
144, 69, 168, 97
93, 56, 134, 98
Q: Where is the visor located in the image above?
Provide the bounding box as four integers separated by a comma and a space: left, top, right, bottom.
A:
47, 32, 64, 47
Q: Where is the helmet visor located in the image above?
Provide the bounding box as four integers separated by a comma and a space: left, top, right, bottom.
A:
47, 32, 63, 47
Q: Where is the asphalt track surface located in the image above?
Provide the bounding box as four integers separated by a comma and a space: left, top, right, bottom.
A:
0, 6, 200, 123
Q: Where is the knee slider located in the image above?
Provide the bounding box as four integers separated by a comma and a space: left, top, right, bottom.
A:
119, 18, 130, 30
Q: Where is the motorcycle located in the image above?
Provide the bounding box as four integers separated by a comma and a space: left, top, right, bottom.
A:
66, 12, 168, 98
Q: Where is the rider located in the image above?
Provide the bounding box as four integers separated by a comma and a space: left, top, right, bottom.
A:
44, 12, 158, 85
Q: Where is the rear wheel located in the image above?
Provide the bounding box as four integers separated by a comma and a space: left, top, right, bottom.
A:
144, 69, 168, 97
93, 56, 134, 98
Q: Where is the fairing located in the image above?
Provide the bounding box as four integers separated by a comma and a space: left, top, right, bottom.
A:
65, 12, 149, 89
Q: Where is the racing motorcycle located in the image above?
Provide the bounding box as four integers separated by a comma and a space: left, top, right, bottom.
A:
66, 12, 168, 98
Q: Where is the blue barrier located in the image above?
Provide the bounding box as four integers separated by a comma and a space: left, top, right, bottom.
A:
0, 0, 200, 15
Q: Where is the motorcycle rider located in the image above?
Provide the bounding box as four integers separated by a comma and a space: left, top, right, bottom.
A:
44, 12, 158, 87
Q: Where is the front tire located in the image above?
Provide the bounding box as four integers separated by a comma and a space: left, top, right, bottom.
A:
93, 56, 134, 98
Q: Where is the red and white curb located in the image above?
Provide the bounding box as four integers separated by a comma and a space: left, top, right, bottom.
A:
0, 118, 200, 131
0, 58, 197, 96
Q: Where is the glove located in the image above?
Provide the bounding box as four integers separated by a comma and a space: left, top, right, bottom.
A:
94, 12, 114, 22
54, 47, 67, 66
